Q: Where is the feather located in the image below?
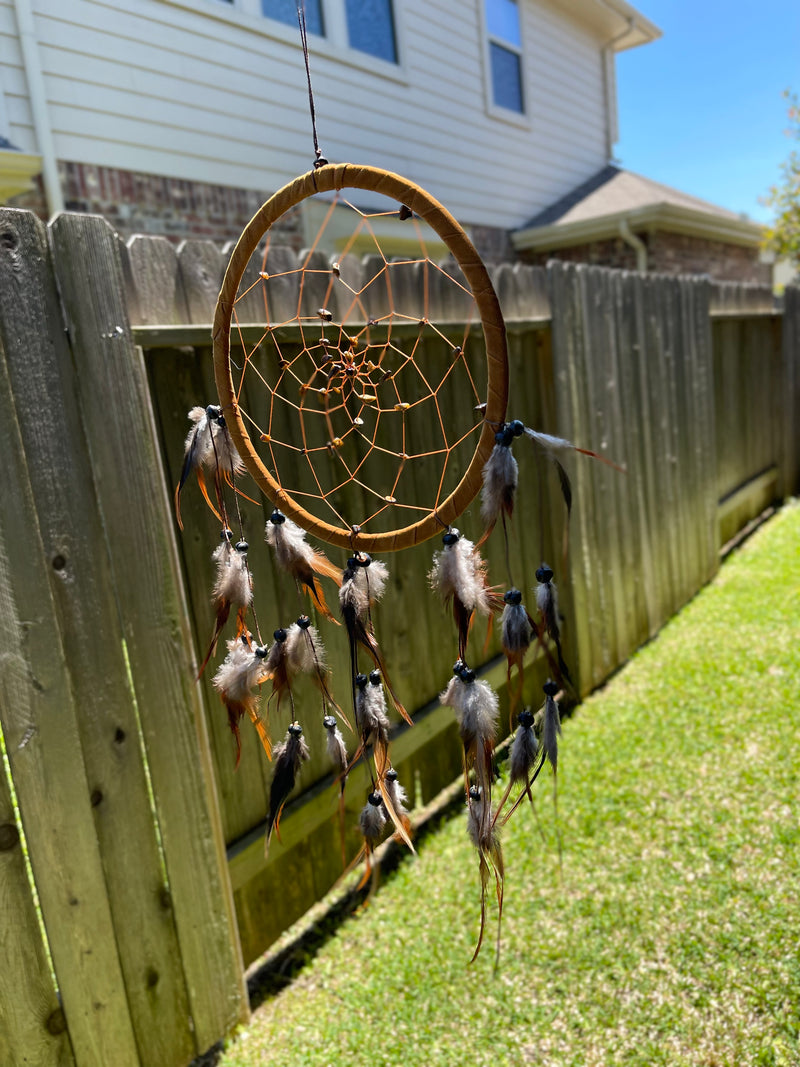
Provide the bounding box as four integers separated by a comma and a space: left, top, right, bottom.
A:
441, 664, 498, 801
542, 679, 561, 773
197, 533, 252, 677
356, 789, 388, 889
501, 587, 534, 721
263, 627, 294, 715
265, 722, 309, 850
377, 767, 414, 852
479, 433, 519, 539
340, 553, 410, 725
285, 616, 350, 728
535, 564, 572, 685
509, 709, 539, 785
429, 530, 502, 659
209, 411, 245, 482
323, 714, 348, 782
359, 790, 387, 841
352, 670, 391, 777
174, 405, 245, 528
466, 785, 504, 965
524, 425, 625, 517
324, 712, 349, 869
212, 636, 270, 765
265, 510, 341, 622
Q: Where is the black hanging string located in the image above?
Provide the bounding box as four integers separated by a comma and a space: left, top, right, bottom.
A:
296, 2, 328, 168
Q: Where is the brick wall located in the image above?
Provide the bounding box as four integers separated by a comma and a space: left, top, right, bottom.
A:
7, 161, 514, 266
8, 162, 303, 249
648, 231, 771, 284
521, 229, 770, 283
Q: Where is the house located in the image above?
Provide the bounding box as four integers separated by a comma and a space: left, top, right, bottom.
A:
1, 0, 661, 264
514, 164, 771, 283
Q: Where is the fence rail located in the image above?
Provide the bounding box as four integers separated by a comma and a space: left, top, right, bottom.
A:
0, 206, 797, 1067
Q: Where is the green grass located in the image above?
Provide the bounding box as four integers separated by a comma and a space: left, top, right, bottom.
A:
218, 503, 800, 1067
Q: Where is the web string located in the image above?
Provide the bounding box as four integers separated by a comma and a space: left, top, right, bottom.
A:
230, 194, 486, 535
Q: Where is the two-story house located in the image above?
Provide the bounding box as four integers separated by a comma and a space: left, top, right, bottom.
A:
0, 0, 767, 279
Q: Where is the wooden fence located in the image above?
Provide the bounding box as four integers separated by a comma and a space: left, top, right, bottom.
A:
0, 206, 797, 1067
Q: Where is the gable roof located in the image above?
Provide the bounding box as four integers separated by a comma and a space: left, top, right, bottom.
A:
513, 165, 763, 251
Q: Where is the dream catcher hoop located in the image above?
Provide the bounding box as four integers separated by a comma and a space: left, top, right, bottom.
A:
213, 163, 509, 552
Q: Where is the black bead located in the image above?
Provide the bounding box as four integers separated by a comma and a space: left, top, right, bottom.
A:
509, 419, 525, 437
368, 790, 383, 806
442, 529, 460, 546
270, 509, 286, 525
235, 541, 249, 553
323, 715, 336, 730
273, 628, 287, 643
543, 680, 559, 697
468, 785, 482, 802
504, 588, 522, 606
536, 563, 554, 584
297, 615, 311, 629
220, 527, 233, 541
518, 709, 535, 728
206, 404, 221, 419
385, 768, 398, 782
288, 723, 303, 737
254, 645, 269, 658
355, 673, 368, 690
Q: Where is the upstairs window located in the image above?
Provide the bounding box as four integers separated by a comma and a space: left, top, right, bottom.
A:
345, 0, 397, 63
486, 0, 524, 113
262, 0, 324, 35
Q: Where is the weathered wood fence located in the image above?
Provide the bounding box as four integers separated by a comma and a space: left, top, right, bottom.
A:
0, 206, 797, 1067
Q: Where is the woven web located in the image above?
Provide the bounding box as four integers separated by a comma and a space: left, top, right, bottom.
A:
229, 190, 486, 537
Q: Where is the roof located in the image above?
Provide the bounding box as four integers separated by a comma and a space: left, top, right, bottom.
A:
553, 0, 661, 52
513, 166, 764, 251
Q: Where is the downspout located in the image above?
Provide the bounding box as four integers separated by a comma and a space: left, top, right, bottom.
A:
13, 0, 64, 214
619, 217, 647, 273
600, 15, 635, 161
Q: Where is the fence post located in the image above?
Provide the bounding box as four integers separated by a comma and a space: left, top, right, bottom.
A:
48, 211, 248, 1053
0, 208, 140, 1067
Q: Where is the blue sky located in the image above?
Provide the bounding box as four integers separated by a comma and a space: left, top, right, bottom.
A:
615, 0, 800, 223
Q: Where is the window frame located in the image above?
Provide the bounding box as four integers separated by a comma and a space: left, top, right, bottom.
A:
480, 0, 531, 127
180, 0, 408, 80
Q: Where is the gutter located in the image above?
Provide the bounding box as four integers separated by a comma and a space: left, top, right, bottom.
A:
513, 203, 764, 254
12, 0, 63, 214
619, 217, 647, 272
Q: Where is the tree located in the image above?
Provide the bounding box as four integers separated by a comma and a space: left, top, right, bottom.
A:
763, 91, 800, 267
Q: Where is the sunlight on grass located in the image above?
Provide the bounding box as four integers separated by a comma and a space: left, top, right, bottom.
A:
218, 503, 800, 1067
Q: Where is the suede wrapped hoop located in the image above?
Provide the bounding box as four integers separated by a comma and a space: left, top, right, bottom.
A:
213, 163, 508, 552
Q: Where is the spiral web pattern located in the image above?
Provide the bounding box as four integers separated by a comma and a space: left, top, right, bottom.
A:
227, 191, 487, 539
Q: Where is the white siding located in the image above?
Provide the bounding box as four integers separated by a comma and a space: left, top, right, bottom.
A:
0, 1, 36, 149
11, 0, 612, 227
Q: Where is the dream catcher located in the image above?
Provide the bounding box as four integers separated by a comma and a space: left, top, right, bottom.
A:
176, 3, 612, 962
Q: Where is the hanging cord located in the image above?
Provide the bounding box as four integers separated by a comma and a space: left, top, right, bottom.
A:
296, 2, 328, 168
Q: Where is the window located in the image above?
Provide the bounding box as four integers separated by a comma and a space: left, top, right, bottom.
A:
485, 0, 524, 113
262, 0, 324, 35
345, 0, 397, 63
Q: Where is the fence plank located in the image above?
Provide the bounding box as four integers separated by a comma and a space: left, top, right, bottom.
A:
0, 706, 74, 1067
0, 210, 140, 1067
127, 234, 185, 325
782, 287, 800, 497
48, 213, 248, 1052
178, 239, 225, 324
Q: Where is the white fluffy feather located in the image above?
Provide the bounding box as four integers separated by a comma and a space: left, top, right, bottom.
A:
212, 638, 264, 702
429, 536, 490, 614
480, 443, 518, 525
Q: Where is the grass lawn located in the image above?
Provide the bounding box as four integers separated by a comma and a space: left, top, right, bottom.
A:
217, 502, 800, 1067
